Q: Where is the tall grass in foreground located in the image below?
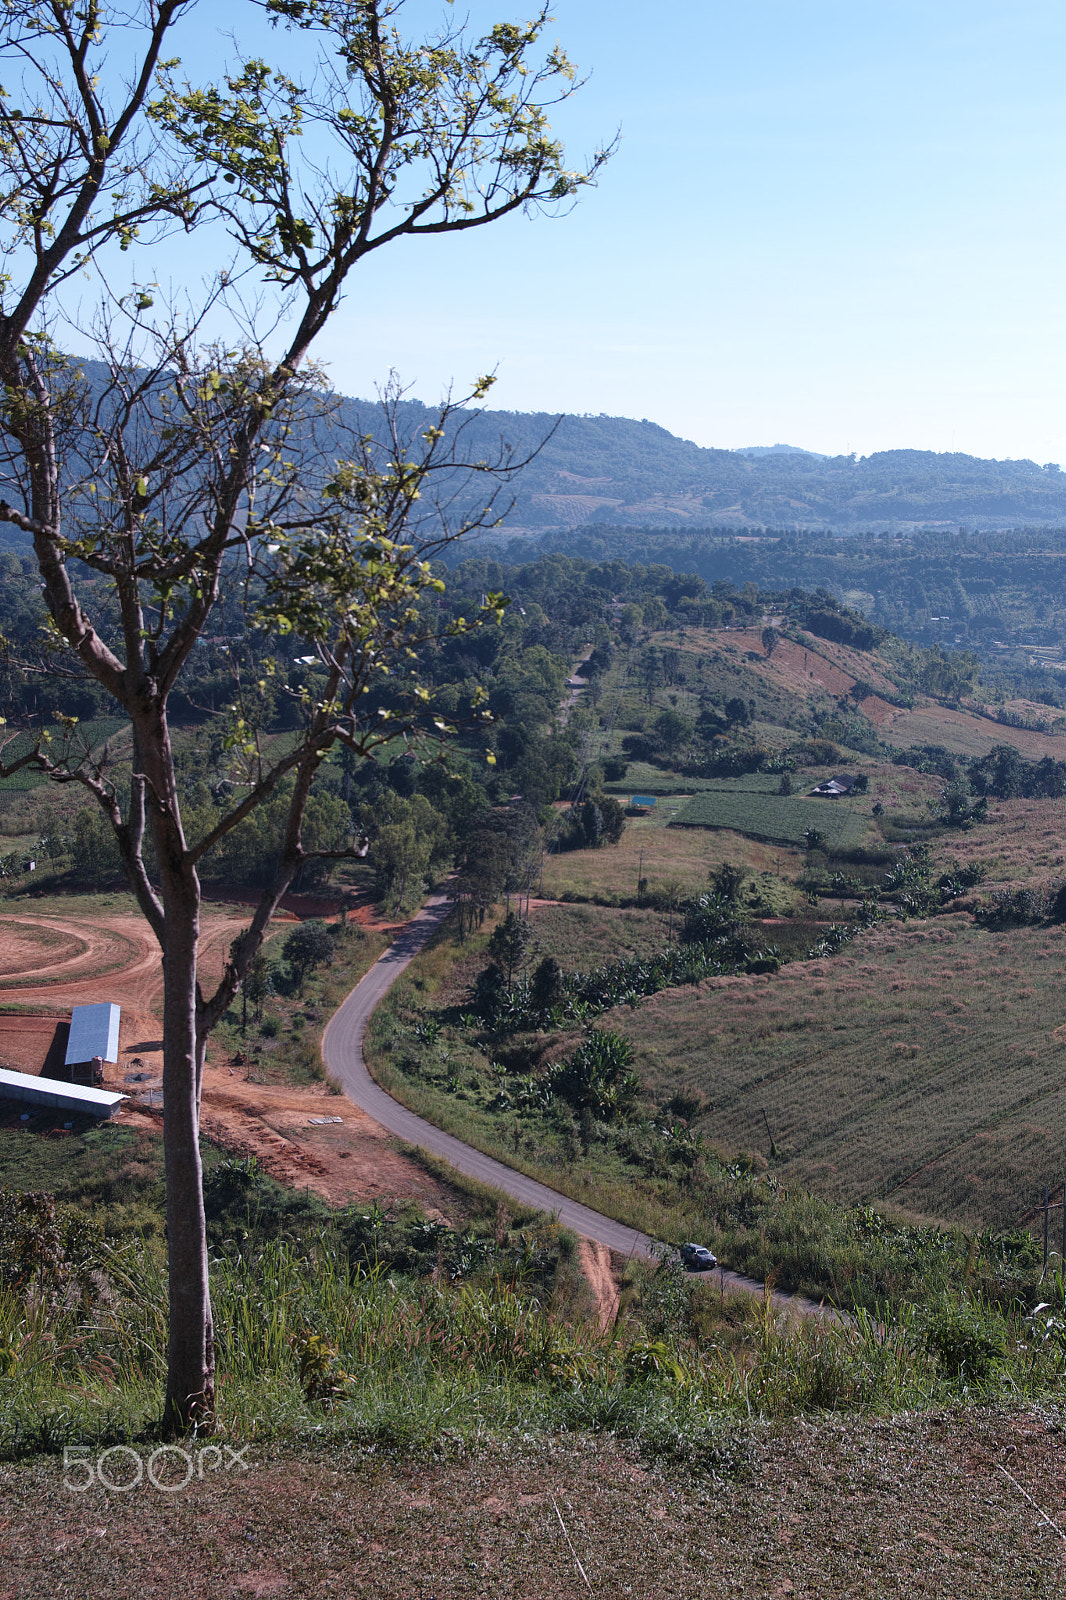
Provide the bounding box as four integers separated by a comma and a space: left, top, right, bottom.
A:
3, 1229, 1066, 1465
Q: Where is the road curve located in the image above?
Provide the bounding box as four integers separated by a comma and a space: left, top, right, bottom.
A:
322, 893, 803, 1304
323, 894, 657, 1261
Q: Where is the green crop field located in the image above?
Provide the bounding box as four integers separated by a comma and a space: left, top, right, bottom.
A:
0, 717, 130, 791
603, 763, 815, 799
672, 789, 871, 850
611, 912, 1066, 1231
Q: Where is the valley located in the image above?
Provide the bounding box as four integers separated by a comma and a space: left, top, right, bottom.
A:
4, 554, 1066, 1596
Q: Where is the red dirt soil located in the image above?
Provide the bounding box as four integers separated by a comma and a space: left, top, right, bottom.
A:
0, 898, 643, 1303
706, 624, 1066, 756
0, 903, 459, 1223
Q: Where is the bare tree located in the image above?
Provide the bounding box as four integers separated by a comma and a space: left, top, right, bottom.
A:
0, 0, 608, 1431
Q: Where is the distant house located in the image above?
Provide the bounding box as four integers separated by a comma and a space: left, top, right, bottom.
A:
810, 774, 859, 797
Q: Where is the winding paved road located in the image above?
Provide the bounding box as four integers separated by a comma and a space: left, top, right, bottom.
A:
323, 893, 801, 1304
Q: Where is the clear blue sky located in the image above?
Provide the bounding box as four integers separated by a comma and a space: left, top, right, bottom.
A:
85, 1, 1066, 462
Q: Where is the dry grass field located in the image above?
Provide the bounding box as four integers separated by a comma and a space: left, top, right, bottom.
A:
542, 616, 1066, 1240
667, 622, 1066, 762
5, 1407, 1065, 1599
522, 902, 674, 969
533, 622, 1066, 1237
611, 908, 1066, 1231
929, 796, 1066, 884
540, 816, 803, 904
881, 703, 1066, 759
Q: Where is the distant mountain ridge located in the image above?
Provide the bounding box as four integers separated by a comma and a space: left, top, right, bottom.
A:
328, 397, 1066, 534
332, 396, 1066, 534
17, 363, 1066, 540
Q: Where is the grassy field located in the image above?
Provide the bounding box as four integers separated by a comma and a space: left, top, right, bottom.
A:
883, 702, 1066, 760
601, 761, 722, 796
540, 817, 803, 906
528, 732, 1066, 1243
611, 911, 1066, 1231
0, 1119, 165, 1237
510, 901, 674, 967
936, 796, 1066, 884
5, 1408, 1065, 1600
672, 788, 872, 850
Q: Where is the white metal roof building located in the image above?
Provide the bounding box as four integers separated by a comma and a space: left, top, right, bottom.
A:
0, 1066, 125, 1119
65, 1002, 121, 1068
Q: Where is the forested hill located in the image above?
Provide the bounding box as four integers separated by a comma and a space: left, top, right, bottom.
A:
334, 397, 1066, 532
10, 365, 1066, 538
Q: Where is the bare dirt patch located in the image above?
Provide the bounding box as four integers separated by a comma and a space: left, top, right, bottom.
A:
0, 1013, 64, 1075
576, 1238, 622, 1329
0, 900, 460, 1218
0, 905, 240, 1088
0, 915, 139, 992
195, 1059, 458, 1216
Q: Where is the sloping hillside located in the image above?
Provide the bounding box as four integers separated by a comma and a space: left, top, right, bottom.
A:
706, 624, 1066, 760
334, 397, 1066, 531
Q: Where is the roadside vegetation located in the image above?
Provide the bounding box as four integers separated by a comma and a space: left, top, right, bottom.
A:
4, 1161, 1066, 1472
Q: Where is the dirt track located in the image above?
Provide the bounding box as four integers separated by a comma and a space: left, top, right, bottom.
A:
0, 907, 236, 1077
576, 1238, 622, 1328
0, 903, 461, 1222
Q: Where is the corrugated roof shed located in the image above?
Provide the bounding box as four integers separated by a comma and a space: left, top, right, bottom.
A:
0, 1066, 124, 1119
65, 1002, 121, 1066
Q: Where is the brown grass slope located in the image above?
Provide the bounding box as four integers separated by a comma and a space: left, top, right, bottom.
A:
614, 911, 1066, 1230
695, 623, 1066, 760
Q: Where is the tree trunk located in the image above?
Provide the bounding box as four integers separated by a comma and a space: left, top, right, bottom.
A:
160, 877, 215, 1433
137, 702, 216, 1435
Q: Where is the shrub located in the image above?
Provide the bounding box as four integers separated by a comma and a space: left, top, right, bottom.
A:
283, 919, 335, 988
682, 891, 741, 944
974, 884, 1053, 929
548, 1029, 640, 1121
666, 1086, 708, 1122
924, 1298, 1007, 1381
790, 739, 841, 767
0, 1187, 103, 1306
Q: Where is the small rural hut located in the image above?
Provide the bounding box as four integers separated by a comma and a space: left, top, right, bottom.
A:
810, 774, 859, 797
